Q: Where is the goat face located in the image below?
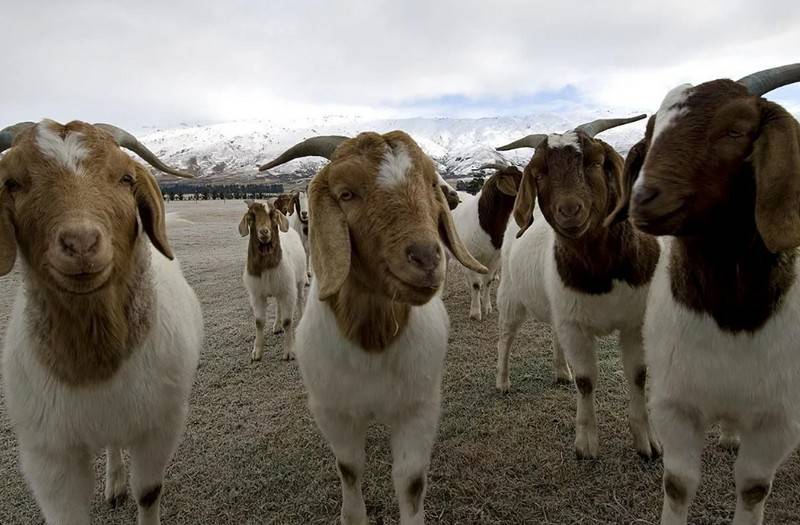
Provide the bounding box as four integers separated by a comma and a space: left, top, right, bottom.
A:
309, 131, 486, 305
513, 132, 624, 239
0, 120, 172, 294
625, 79, 800, 252
239, 199, 289, 253
294, 191, 309, 222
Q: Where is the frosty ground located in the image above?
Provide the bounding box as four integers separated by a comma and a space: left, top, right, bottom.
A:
1, 200, 798, 524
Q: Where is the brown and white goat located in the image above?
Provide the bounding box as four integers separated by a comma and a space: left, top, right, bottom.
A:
239, 198, 307, 361
260, 132, 486, 525
616, 64, 800, 525
452, 162, 522, 319
494, 114, 663, 460
0, 119, 203, 525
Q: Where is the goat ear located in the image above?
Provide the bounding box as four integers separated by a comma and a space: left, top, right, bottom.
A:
309, 171, 351, 300
436, 189, 487, 274
244, 198, 255, 207
603, 138, 647, 227
0, 189, 17, 276
288, 193, 298, 215
512, 162, 539, 238
596, 140, 626, 227
752, 100, 800, 253
496, 171, 519, 196
133, 164, 173, 260
276, 210, 290, 233
238, 212, 250, 237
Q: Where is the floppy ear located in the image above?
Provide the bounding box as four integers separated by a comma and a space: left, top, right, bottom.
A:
244, 198, 255, 207
133, 164, 173, 260
276, 209, 290, 233
238, 212, 251, 237
0, 188, 17, 276
751, 100, 800, 253
495, 170, 520, 197
309, 170, 351, 300
288, 193, 298, 215
436, 189, 488, 274
603, 138, 647, 227
513, 160, 540, 238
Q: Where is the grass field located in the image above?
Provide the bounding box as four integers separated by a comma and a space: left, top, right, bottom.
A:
1, 200, 798, 524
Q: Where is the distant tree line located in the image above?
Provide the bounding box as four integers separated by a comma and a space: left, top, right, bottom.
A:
159, 183, 285, 201
456, 176, 485, 195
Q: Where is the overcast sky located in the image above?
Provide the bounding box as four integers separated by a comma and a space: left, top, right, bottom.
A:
2, 1, 799, 130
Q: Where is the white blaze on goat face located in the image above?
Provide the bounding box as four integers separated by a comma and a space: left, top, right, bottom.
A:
546, 131, 580, 150
35, 119, 88, 175
377, 143, 414, 188
634, 83, 692, 192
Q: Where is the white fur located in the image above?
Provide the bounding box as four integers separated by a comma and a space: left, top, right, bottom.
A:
547, 131, 580, 150
243, 227, 307, 361
296, 279, 448, 525
377, 144, 413, 189
452, 188, 501, 320
2, 244, 203, 525
288, 191, 311, 278
495, 209, 659, 458
646, 238, 800, 525
35, 120, 88, 175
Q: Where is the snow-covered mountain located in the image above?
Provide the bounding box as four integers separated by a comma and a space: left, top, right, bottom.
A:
139, 110, 651, 185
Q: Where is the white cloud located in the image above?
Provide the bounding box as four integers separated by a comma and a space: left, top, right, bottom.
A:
1, 0, 798, 129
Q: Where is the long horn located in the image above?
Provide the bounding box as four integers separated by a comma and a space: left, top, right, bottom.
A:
478, 163, 510, 171
94, 123, 193, 178
574, 114, 647, 138
496, 134, 548, 151
258, 135, 349, 172
0, 122, 36, 154
737, 63, 800, 97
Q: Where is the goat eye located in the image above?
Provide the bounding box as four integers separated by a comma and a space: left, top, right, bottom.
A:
727, 130, 744, 138
4, 179, 21, 192
339, 190, 354, 202
120, 173, 135, 185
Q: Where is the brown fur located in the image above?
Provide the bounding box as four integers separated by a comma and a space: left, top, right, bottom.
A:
477, 167, 522, 249
273, 193, 294, 215
308, 131, 486, 351
513, 132, 660, 295
240, 201, 288, 276
664, 472, 687, 505
626, 80, 800, 332
741, 482, 770, 509
406, 474, 425, 516
0, 120, 172, 385
575, 376, 593, 396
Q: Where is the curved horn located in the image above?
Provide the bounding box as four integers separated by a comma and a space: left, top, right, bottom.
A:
258, 135, 349, 172
93, 123, 193, 179
0, 122, 36, 154
496, 134, 548, 151
574, 114, 647, 138
478, 163, 510, 171
737, 63, 800, 97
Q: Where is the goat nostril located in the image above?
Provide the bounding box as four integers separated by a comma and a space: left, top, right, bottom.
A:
406, 242, 441, 272
634, 185, 660, 207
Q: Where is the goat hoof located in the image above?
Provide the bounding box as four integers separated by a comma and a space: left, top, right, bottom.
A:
469, 312, 482, 321
282, 352, 295, 361
106, 492, 128, 509
495, 378, 511, 393
250, 352, 262, 362
718, 434, 740, 451
554, 375, 573, 385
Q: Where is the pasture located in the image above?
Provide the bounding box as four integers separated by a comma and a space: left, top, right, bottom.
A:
1, 199, 798, 524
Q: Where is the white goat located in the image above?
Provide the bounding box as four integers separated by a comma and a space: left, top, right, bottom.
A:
259, 132, 486, 525
452, 163, 521, 320
0, 120, 203, 525
626, 64, 800, 525
494, 115, 662, 460
239, 198, 307, 361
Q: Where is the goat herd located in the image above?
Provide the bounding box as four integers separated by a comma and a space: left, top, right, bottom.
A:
0, 64, 799, 525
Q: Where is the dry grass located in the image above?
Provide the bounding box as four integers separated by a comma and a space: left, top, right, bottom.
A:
0, 199, 798, 524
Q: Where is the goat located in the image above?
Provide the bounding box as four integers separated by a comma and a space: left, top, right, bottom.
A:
0, 119, 203, 525
618, 63, 800, 525
451, 162, 522, 320
239, 198, 307, 361
494, 114, 662, 460
286, 190, 311, 278
260, 132, 486, 525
